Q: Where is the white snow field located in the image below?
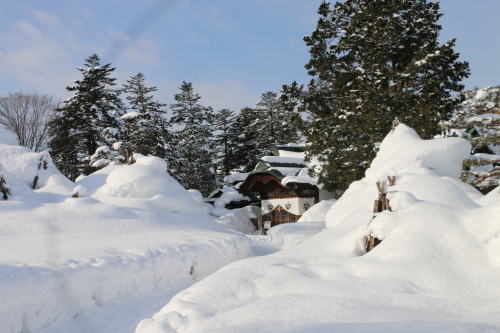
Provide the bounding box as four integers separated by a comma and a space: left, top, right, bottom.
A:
137, 124, 500, 333
0, 142, 251, 333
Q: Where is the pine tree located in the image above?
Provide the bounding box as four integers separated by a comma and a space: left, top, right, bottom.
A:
120, 72, 174, 163
443, 86, 500, 192
256, 91, 301, 145
48, 54, 123, 179
214, 108, 237, 178
228, 107, 269, 172
444, 86, 500, 154
169, 82, 217, 195
283, 0, 470, 193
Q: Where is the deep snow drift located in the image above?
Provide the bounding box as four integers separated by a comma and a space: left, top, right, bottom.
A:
0, 143, 251, 333
137, 124, 500, 333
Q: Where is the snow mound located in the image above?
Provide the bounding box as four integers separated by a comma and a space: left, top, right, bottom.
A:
0, 144, 251, 333
267, 221, 326, 248
134, 153, 168, 173
105, 164, 170, 198
213, 186, 247, 208
187, 189, 204, 204
298, 199, 336, 222
0, 142, 74, 193
214, 206, 259, 233
136, 124, 500, 333
365, 124, 471, 181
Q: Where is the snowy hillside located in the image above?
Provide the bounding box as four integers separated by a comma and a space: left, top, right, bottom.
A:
137, 125, 500, 333
0, 141, 251, 333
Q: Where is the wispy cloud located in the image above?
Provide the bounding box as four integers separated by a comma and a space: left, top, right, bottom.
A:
195, 79, 260, 111
0, 14, 75, 97
183, 30, 208, 44
33, 10, 61, 28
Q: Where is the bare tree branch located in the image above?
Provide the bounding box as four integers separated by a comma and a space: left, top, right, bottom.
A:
0, 92, 59, 152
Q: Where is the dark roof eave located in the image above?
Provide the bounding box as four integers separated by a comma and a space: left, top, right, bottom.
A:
237, 169, 286, 193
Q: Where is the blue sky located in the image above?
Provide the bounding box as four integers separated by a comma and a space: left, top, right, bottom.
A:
0, 0, 499, 112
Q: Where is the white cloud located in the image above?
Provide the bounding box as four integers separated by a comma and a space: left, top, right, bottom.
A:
195, 79, 260, 111
122, 39, 159, 66
33, 10, 61, 28
0, 13, 163, 99
206, 7, 221, 21
183, 30, 208, 43
0, 20, 75, 97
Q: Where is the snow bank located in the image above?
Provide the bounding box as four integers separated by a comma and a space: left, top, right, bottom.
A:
297, 199, 335, 222
0, 142, 74, 193
137, 124, 500, 333
213, 206, 259, 233
0, 145, 251, 333
212, 186, 247, 209
267, 221, 326, 248
365, 124, 471, 181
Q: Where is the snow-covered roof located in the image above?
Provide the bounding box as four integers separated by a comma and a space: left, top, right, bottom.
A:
238, 144, 320, 192
223, 172, 250, 185
261, 156, 307, 166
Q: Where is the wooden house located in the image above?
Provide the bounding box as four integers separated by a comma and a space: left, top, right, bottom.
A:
235, 144, 334, 232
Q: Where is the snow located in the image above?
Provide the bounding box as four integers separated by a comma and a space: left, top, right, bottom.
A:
223, 172, 249, 185
475, 89, 490, 100
275, 150, 304, 159
266, 221, 326, 249
281, 167, 319, 187
121, 111, 140, 120
212, 186, 247, 209
186, 189, 203, 204
268, 167, 303, 176
105, 164, 181, 199
71, 184, 87, 197
365, 124, 471, 180
297, 199, 336, 222
213, 206, 259, 234
0, 142, 251, 333
137, 124, 500, 333
261, 156, 306, 165
466, 113, 500, 123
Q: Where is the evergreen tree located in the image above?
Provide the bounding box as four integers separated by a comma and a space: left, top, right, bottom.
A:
214, 108, 237, 177
444, 86, 500, 154
283, 0, 470, 193
228, 107, 270, 172
443, 86, 500, 192
256, 91, 301, 145
48, 54, 123, 179
169, 82, 217, 195
120, 72, 174, 164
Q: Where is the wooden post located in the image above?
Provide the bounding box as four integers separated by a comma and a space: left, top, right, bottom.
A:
391, 119, 401, 132
366, 177, 395, 252
0, 176, 10, 200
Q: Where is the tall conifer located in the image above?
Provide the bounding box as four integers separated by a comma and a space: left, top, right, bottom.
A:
283, 0, 470, 192
214, 108, 237, 178
170, 82, 217, 195
120, 73, 173, 163
48, 54, 123, 179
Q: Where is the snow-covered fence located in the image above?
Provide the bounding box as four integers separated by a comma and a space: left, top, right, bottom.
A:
365, 176, 396, 252
31, 153, 49, 190
0, 176, 10, 199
